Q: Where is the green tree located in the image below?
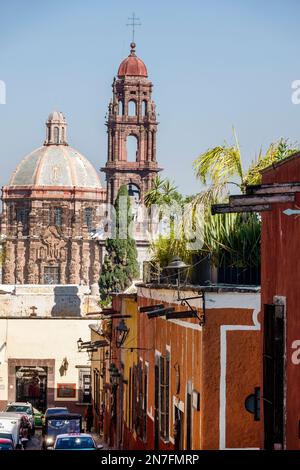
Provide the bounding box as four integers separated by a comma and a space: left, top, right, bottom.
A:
144, 176, 182, 207
193, 130, 298, 204
99, 185, 139, 302
192, 132, 298, 270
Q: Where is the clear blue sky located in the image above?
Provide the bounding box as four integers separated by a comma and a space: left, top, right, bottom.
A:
1, 0, 300, 195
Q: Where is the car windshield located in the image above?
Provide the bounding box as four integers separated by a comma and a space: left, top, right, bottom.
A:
6, 405, 31, 414
47, 418, 81, 437
55, 437, 95, 450
0, 443, 13, 450
46, 409, 68, 416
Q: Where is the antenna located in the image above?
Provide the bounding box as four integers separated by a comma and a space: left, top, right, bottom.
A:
126, 13, 141, 42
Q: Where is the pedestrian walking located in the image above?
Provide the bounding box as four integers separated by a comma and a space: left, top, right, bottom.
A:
84, 404, 94, 433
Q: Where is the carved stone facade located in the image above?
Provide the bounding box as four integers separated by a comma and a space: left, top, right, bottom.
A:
0, 43, 162, 285
0, 112, 106, 286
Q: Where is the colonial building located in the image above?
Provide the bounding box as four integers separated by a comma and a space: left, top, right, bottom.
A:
89, 284, 262, 450
1, 111, 106, 287
0, 42, 162, 414
1, 43, 161, 285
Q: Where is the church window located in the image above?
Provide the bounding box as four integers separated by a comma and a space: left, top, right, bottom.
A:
118, 101, 123, 116
16, 207, 28, 226
128, 100, 137, 116
54, 126, 59, 144
126, 135, 138, 162
142, 100, 147, 116
54, 207, 62, 227
61, 127, 65, 142
44, 266, 60, 284
84, 208, 93, 231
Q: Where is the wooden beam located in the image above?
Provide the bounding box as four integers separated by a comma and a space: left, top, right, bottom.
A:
246, 182, 300, 195
147, 307, 175, 319
229, 193, 295, 206
166, 311, 198, 319
212, 204, 271, 214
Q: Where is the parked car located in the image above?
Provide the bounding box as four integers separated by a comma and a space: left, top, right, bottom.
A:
44, 407, 69, 419
0, 438, 14, 450
42, 413, 81, 450
0, 412, 29, 449
50, 433, 103, 450
5, 402, 35, 436
33, 408, 43, 428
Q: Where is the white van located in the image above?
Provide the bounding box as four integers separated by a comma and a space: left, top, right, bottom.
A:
0, 412, 28, 449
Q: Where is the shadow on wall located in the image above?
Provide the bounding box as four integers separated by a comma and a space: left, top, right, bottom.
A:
51, 286, 81, 317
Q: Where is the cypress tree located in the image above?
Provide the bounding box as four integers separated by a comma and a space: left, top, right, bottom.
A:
99, 185, 139, 302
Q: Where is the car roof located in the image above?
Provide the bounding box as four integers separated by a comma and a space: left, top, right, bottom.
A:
7, 402, 32, 406
46, 413, 81, 420
46, 407, 68, 411
56, 433, 94, 439
0, 412, 24, 419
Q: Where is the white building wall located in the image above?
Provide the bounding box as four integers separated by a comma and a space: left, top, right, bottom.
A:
0, 318, 92, 404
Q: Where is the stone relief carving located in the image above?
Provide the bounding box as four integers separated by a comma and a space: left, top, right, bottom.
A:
38, 226, 66, 261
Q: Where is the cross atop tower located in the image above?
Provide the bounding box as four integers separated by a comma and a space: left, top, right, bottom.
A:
126, 13, 141, 42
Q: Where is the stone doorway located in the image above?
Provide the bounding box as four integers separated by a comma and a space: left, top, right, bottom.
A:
16, 365, 48, 411
8, 359, 55, 412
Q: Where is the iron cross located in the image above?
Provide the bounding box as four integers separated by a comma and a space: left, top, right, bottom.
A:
127, 13, 141, 42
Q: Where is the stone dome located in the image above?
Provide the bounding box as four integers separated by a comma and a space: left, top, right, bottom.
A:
9, 112, 102, 189
9, 145, 102, 188
117, 42, 148, 78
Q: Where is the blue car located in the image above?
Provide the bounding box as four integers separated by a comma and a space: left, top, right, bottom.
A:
50, 433, 103, 450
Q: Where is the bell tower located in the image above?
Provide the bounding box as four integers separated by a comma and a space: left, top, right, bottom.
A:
102, 42, 162, 204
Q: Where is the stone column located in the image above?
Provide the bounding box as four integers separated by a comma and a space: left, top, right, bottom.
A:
147, 128, 152, 162
152, 129, 156, 162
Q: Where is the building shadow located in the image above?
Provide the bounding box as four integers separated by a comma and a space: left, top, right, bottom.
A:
51, 286, 81, 317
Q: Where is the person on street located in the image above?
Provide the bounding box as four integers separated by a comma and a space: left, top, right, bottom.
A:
84, 404, 94, 433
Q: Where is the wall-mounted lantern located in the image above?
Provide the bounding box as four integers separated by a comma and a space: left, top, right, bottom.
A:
165, 256, 205, 325
77, 338, 83, 352
115, 319, 129, 348
59, 357, 69, 377
108, 363, 121, 387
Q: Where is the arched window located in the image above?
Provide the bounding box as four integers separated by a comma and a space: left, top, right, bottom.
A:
61, 127, 65, 142
126, 135, 138, 162
84, 207, 93, 231
128, 100, 137, 116
54, 127, 59, 144
54, 207, 62, 227
142, 100, 147, 116
118, 101, 123, 116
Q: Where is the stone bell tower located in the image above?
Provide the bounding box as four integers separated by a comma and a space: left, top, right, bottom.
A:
101, 42, 162, 205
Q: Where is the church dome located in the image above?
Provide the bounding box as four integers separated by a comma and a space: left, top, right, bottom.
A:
9, 112, 102, 189
118, 42, 148, 78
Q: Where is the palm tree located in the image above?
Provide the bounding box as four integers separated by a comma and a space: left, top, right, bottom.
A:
193, 130, 298, 204
144, 176, 181, 207
191, 132, 298, 273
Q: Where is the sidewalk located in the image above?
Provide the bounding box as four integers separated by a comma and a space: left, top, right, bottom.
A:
92, 432, 111, 450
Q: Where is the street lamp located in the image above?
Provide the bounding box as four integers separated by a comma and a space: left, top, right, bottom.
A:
77, 338, 83, 352
165, 256, 190, 292
165, 256, 205, 325
109, 363, 121, 387
115, 319, 129, 348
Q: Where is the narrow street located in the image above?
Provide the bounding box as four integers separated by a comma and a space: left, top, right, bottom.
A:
26, 430, 43, 450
